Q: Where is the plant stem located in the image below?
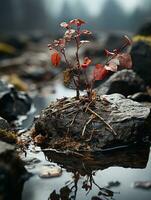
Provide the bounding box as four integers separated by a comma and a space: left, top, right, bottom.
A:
75, 36, 81, 99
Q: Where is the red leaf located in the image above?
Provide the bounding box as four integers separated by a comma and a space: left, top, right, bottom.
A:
69, 19, 85, 26
93, 64, 109, 80
58, 38, 66, 48
117, 53, 132, 69
51, 52, 61, 67
81, 57, 91, 69
64, 29, 75, 41
60, 22, 69, 28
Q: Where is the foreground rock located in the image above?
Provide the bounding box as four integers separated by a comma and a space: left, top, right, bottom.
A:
97, 69, 146, 97
0, 141, 29, 200
0, 80, 32, 121
34, 94, 151, 151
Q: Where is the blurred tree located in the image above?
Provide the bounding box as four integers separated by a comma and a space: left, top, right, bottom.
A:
21, 0, 49, 32
97, 0, 127, 31
0, 0, 15, 31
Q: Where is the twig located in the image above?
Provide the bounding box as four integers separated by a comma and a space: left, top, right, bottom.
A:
86, 107, 117, 136
82, 115, 94, 136
67, 111, 79, 134
85, 99, 95, 112
51, 100, 79, 114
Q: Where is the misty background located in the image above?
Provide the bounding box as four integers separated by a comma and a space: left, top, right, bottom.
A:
0, 0, 151, 36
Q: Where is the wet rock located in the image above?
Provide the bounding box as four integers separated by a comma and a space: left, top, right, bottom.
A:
0, 117, 9, 130
128, 92, 151, 102
35, 94, 151, 150
133, 181, 151, 189
131, 41, 151, 85
39, 165, 62, 178
0, 80, 32, 121
97, 69, 146, 97
0, 141, 29, 200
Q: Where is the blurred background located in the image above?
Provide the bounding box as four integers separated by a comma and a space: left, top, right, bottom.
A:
0, 0, 151, 35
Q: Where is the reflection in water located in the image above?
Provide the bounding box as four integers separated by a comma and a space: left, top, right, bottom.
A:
48, 171, 115, 200
43, 144, 150, 200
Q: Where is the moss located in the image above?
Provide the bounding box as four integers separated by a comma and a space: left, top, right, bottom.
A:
133, 35, 151, 46
0, 129, 17, 143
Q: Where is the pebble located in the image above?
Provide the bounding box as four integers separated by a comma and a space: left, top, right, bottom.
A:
39, 165, 62, 178
133, 181, 151, 189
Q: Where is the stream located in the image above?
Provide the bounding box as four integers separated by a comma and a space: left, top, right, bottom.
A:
20, 79, 151, 200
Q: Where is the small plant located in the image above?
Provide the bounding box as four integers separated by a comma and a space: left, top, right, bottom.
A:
48, 18, 132, 100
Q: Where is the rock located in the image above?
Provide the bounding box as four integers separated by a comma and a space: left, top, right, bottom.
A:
131, 41, 151, 85
39, 165, 62, 178
34, 94, 151, 150
0, 141, 29, 199
133, 181, 151, 189
0, 117, 9, 130
97, 69, 146, 97
0, 80, 32, 121
128, 92, 151, 102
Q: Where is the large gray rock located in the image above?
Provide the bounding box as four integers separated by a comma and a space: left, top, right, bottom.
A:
97, 69, 146, 97
0, 141, 29, 200
35, 94, 151, 150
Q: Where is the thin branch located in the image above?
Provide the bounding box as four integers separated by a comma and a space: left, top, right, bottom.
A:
82, 115, 94, 136
86, 107, 117, 136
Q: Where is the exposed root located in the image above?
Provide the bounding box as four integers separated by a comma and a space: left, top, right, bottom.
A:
67, 111, 79, 134
82, 115, 95, 136
86, 107, 117, 136
51, 100, 80, 114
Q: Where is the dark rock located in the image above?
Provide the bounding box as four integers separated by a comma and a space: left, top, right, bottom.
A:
97, 69, 146, 97
35, 94, 151, 150
0, 117, 9, 130
0, 141, 29, 200
137, 22, 151, 36
128, 92, 151, 102
131, 41, 151, 85
0, 80, 32, 121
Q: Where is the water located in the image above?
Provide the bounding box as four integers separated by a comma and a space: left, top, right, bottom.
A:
20, 79, 151, 200
22, 144, 151, 200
